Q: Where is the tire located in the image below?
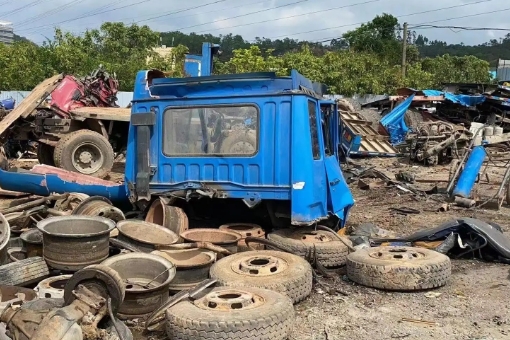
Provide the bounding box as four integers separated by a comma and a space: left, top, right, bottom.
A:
37, 143, 55, 166
0, 256, 49, 287
210, 250, 312, 304
346, 246, 451, 291
165, 286, 295, 340
53, 130, 114, 178
219, 130, 257, 155
267, 227, 351, 268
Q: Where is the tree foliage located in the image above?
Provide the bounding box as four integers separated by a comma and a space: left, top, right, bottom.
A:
0, 15, 493, 96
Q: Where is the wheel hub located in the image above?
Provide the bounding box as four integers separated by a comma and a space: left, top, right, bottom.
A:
231, 255, 288, 276
78, 151, 93, 164
297, 231, 332, 243
196, 289, 264, 311
71, 142, 104, 174
369, 247, 426, 261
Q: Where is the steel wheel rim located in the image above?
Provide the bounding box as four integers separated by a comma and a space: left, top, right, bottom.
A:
71, 142, 104, 174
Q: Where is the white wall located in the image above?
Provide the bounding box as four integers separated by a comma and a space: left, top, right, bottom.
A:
0, 90, 134, 108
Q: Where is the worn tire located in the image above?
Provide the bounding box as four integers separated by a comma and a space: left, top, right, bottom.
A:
346, 246, 451, 291
210, 250, 312, 304
0, 256, 49, 287
37, 143, 55, 166
219, 130, 257, 155
165, 286, 295, 340
267, 227, 351, 268
53, 130, 114, 178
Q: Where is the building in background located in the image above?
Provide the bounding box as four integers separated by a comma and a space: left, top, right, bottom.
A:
0, 21, 14, 45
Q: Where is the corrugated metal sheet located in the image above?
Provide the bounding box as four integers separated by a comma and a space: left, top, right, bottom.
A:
0, 90, 133, 108
497, 59, 510, 81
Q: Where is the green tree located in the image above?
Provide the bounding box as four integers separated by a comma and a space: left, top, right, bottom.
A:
219, 45, 287, 75
421, 54, 491, 85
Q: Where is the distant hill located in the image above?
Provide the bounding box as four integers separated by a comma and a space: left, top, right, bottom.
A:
160, 31, 510, 67
13, 34, 30, 43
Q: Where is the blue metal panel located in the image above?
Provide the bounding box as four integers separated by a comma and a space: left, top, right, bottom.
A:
184, 55, 201, 77
0, 169, 127, 202
324, 156, 354, 224
141, 96, 292, 200
453, 146, 486, 198
380, 94, 414, 145
290, 96, 327, 223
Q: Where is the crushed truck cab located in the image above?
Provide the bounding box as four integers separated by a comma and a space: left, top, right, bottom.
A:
126, 69, 354, 226
0, 69, 354, 227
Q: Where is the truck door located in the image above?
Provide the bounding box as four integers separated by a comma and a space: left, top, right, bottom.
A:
319, 101, 354, 225
290, 98, 328, 224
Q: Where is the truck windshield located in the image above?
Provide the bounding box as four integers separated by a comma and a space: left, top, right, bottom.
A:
162, 105, 258, 156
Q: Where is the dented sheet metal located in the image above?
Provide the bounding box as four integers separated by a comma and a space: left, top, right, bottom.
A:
340, 111, 400, 157
0, 165, 126, 202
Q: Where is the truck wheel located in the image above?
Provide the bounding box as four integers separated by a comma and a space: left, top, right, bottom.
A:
219, 130, 257, 155
346, 246, 451, 291
210, 250, 312, 304
267, 227, 351, 268
165, 286, 295, 340
54, 130, 114, 178
37, 143, 55, 166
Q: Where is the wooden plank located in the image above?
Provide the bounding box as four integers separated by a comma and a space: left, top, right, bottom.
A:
70, 107, 131, 122
0, 74, 63, 138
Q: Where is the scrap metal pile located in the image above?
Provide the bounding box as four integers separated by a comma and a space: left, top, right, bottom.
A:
0, 191, 464, 340
0, 66, 120, 160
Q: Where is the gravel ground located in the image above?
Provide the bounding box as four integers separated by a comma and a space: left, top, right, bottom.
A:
290, 156, 510, 340
6, 154, 510, 340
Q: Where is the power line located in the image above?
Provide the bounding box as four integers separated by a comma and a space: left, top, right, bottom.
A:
175, 0, 310, 31
114, 0, 269, 26
410, 7, 510, 27
1, 0, 48, 18
260, 0, 494, 42
411, 25, 510, 32
190, 0, 385, 34
15, 0, 86, 28
17, 0, 152, 33
135, 0, 231, 24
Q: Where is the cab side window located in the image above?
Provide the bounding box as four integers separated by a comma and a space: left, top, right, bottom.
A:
163, 105, 259, 156
308, 100, 320, 160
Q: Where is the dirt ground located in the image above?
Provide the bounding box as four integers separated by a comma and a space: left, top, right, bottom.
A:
290, 156, 510, 340
6, 156, 510, 340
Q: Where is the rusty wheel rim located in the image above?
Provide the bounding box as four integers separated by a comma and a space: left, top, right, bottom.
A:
369, 247, 426, 261
196, 289, 264, 311
297, 231, 333, 243
231, 255, 288, 276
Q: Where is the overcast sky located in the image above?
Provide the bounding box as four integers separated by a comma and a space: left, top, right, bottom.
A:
3, 0, 509, 46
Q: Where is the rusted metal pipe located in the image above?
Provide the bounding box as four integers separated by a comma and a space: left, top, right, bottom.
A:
0, 194, 68, 214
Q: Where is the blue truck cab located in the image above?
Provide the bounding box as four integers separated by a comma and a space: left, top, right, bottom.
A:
127, 69, 354, 226
0, 43, 354, 228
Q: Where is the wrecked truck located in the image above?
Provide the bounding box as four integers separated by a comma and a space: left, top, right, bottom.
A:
0, 43, 221, 179
0, 69, 355, 227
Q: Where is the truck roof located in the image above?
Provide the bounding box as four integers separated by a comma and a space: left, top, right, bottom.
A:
133, 69, 327, 102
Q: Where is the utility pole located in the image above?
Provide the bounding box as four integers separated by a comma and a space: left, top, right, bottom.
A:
401, 22, 408, 79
